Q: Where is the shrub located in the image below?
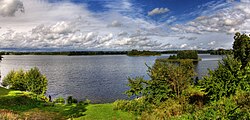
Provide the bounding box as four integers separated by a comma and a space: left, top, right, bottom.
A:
53, 97, 65, 104
72, 98, 78, 104
67, 96, 73, 104
193, 97, 250, 120
113, 97, 152, 115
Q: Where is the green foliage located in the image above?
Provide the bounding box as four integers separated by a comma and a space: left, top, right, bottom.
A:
125, 60, 196, 105
2, 70, 26, 91
168, 55, 178, 59
177, 50, 198, 59
53, 97, 65, 104
127, 49, 161, 56
2, 67, 48, 95
201, 55, 250, 100
66, 96, 78, 104
125, 77, 146, 97
210, 49, 232, 55
233, 32, 250, 67
192, 96, 250, 120
141, 98, 191, 120
1, 70, 15, 87
25, 67, 48, 95
148, 60, 196, 100
113, 97, 152, 115
67, 96, 73, 104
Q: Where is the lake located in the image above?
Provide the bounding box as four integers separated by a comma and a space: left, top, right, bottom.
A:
0, 54, 223, 103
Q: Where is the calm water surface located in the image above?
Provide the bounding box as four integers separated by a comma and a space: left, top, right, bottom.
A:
0, 54, 222, 103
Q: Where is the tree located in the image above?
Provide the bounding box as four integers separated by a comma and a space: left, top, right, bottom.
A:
2, 70, 26, 91
177, 50, 198, 59
125, 60, 196, 104
201, 55, 250, 100
233, 32, 250, 68
125, 77, 146, 97
25, 67, 48, 95
1, 67, 48, 95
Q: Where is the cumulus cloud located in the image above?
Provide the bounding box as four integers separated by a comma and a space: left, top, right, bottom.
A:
0, 0, 247, 51
171, 1, 250, 34
148, 8, 169, 16
0, 0, 24, 17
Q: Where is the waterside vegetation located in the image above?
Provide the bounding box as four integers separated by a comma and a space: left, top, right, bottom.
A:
127, 49, 161, 56
113, 32, 250, 119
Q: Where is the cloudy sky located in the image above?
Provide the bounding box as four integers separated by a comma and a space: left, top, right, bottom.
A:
0, 0, 249, 51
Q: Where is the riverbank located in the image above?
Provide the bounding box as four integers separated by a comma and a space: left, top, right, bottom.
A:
0, 87, 136, 120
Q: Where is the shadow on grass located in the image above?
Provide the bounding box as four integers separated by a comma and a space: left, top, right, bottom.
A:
0, 87, 12, 96
0, 87, 87, 119
0, 95, 45, 111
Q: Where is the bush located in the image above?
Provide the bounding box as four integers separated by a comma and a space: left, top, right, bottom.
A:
113, 97, 152, 115
53, 97, 65, 104
193, 97, 250, 120
67, 96, 73, 104
1, 67, 48, 95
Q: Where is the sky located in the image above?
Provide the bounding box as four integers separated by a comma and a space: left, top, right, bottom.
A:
0, 0, 250, 51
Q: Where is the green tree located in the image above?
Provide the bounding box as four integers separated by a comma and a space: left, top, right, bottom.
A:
2, 70, 26, 91
201, 55, 250, 100
25, 67, 48, 95
1, 67, 48, 95
126, 60, 196, 104
233, 32, 250, 68
125, 77, 146, 97
1, 70, 15, 87
177, 50, 198, 59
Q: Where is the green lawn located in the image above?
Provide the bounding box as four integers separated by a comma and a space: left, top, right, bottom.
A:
0, 87, 136, 120
75, 104, 136, 120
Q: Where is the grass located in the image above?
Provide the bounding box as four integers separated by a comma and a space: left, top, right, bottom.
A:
0, 87, 136, 120
75, 104, 136, 120
0, 87, 11, 95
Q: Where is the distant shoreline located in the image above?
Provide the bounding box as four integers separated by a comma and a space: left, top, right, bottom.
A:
0, 50, 227, 56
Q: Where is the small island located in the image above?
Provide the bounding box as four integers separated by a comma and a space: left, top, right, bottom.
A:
127, 49, 161, 56
157, 50, 201, 63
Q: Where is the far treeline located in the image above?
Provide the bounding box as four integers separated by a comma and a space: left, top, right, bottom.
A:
0, 49, 231, 56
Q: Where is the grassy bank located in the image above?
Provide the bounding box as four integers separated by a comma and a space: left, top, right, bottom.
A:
0, 87, 135, 120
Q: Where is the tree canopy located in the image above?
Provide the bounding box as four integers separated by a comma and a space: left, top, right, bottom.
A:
2, 67, 48, 95
233, 32, 250, 68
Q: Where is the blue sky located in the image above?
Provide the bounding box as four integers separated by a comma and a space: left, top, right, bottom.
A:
0, 0, 249, 51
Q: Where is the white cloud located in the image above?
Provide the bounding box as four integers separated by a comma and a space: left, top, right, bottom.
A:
241, 0, 250, 3
148, 8, 169, 16
0, 0, 24, 17
180, 44, 188, 49
107, 20, 123, 27
0, 0, 248, 51
171, 1, 250, 35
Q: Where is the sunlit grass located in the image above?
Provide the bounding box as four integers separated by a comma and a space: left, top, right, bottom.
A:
75, 104, 136, 120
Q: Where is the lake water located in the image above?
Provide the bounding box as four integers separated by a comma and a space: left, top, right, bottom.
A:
0, 54, 223, 103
